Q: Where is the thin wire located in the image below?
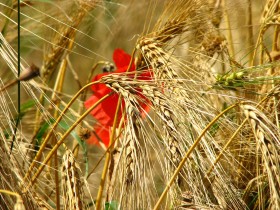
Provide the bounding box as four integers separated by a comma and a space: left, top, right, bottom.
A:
10, 0, 21, 153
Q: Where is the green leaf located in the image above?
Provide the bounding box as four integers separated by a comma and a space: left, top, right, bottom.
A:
105, 201, 118, 210
20, 99, 36, 112
35, 119, 55, 150
18, 99, 36, 119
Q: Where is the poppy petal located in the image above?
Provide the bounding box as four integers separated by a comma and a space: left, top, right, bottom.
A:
113, 48, 132, 69
85, 49, 153, 148
84, 88, 123, 126
84, 91, 114, 126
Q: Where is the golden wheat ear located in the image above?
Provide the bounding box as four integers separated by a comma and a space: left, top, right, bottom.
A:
241, 104, 280, 209
61, 146, 85, 210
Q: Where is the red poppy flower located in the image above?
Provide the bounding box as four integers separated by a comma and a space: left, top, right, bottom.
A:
84, 49, 152, 147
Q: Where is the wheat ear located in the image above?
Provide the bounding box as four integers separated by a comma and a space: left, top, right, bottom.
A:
61, 146, 85, 210
241, 104, 280, 209
101, 74, 149, 208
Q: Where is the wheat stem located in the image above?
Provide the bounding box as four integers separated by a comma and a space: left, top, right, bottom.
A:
22, 81, 99, 184
247, 0, 254, 63
223, 0, 235, 59
205, 90, 274, 177
206, 119, 247, 177
86, 117, 125, 180
0, 189, 20, 198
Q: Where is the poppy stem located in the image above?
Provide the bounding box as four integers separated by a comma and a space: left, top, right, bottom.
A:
153, 103, 239, 210
21, 81, 100, 187
22, 92, 112, 193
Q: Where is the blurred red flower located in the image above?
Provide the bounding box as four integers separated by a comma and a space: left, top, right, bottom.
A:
84, 49, 152, 147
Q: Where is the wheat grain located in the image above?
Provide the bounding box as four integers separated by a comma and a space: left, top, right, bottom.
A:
13, 197, 25, 210
106, 148, 120, 201
140, 84, 183, 191
41, 0, 98, 80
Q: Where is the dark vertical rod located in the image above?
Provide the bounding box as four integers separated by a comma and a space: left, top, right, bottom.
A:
17, 0, 20, 109
10, 1, 21, 153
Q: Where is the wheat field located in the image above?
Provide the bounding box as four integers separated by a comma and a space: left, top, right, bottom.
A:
0, 0, 280, 209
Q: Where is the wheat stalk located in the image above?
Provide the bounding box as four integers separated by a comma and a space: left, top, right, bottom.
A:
252, 0, 280, 65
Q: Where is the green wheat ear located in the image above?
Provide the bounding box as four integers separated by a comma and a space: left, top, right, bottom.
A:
214, 70, 247, 89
